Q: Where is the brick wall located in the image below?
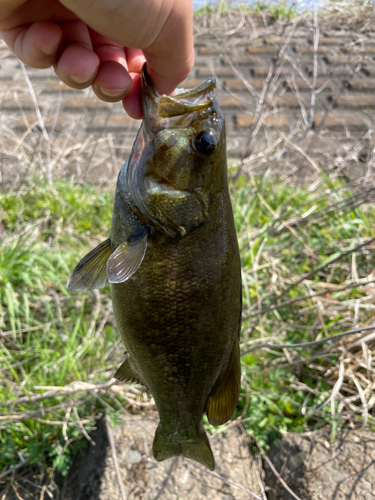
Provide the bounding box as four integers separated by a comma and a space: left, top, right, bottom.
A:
0, 15, 374, 188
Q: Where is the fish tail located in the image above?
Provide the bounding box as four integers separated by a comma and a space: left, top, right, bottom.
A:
152, 424, 215, 471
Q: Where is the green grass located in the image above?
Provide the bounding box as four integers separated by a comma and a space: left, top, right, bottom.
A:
1, 173, 374, 480
193, 0, 373, 20
253, 0, 297, 20
195, 0, 250, 16
0, 180, 117, 477
194, 0, 298, 20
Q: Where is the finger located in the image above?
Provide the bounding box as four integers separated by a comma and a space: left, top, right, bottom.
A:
125, 48, 146, 75
0, 21, 62, 68
132, 0, 194, 95
142, 0, 194, 95
59, 0, 194, 94
144, 44, 194, 97
92, 60, 132, 102
122, 73, 143, 120
0, 0, 27, 22
54, 20, 99, 88
89, 31, 132, 102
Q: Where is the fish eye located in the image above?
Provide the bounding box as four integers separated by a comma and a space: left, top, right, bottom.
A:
194, 131, 217, 156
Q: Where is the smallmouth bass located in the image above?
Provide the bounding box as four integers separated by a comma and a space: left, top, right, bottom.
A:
68, 65, 242, 471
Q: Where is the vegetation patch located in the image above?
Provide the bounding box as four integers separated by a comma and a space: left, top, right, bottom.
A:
1, 172, 374, 491
231, 171, 375, 449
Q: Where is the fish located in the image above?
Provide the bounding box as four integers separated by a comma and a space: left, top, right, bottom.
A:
68, 65, 242, 471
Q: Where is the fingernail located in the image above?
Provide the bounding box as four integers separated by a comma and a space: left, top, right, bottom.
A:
70, 75, 94, 85
41, 45, 57, 57
99, 87, 126, 98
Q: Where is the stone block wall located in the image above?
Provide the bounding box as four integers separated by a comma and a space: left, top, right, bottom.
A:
0, 14, 374, 188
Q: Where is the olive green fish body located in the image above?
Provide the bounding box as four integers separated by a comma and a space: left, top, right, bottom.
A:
112, 186, 241, 465
68, 66, 241, 470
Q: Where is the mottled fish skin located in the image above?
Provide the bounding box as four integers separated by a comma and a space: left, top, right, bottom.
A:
68, 65, 242, 470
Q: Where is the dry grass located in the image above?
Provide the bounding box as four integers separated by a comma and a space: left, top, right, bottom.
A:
194, 1, 375, 186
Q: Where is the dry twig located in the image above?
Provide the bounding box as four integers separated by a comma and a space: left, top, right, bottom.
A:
253, 439, 303, 500
104, 414, 127, 500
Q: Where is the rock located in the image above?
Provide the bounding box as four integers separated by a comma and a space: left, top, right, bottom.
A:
124, 450, 142, 464
361, 481, 373, 491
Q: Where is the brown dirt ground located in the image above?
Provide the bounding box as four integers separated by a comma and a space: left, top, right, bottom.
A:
59, 412, 263, 500
3, 408, 375, 500
265, 427, 375, 500
52, 416, 375, 500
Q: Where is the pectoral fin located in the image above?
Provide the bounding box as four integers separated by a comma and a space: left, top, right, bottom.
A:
206, 343, 241, 426
67, 239, 111, 291
107, 231, 147, 283
115, 357, 142, 384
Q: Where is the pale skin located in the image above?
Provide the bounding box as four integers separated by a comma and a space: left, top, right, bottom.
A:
0, 0, 194, 119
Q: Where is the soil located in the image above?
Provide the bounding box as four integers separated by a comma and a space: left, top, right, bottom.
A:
3, 416, 375, 500
265, 428, 375, 500
58, 412, 263, 500
52, 415, 375, 500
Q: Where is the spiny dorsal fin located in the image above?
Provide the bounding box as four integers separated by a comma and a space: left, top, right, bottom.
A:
115, 357, 142, 384
107, 232, 147, 284
206, 342, 241, 426
67, 239, 111, 291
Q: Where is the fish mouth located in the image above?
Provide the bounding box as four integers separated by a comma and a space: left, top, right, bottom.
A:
142, 64, 216, 120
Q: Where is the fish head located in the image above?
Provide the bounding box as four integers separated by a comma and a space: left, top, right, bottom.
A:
125, 64, 227, 237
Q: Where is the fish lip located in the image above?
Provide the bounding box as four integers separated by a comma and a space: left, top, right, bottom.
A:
142, 64, 216, 119
142, 64, 216, 100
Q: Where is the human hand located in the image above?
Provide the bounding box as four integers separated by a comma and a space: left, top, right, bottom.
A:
0, 0, 194, 119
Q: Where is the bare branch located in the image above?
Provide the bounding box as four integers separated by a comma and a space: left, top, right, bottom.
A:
1, 380, 117, 408
104, 414, 127, 500
279, 237, 375, 301
243, 279, 375, 319
241, 326, 375, 356
184, 459, 263, 500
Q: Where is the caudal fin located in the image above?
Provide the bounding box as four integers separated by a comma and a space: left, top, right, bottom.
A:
152, 424, 215, 471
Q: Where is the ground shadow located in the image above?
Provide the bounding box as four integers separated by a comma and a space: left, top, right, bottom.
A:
56, 417, 109, 500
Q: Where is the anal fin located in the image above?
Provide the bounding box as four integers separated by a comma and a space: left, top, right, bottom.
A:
67, 239, 111, 291
206, 342, 241, 426
115, 357, 142, 384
